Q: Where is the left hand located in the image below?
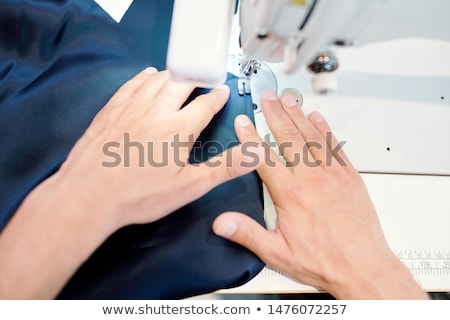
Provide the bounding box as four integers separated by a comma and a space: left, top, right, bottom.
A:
51, 68, 265, 228
0, 68, 266, 299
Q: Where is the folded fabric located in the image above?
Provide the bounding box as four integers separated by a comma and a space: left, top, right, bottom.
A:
0, 0, 265, 299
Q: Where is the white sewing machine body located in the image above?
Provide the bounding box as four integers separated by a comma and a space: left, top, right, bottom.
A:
96, 0, 450, 294
168, 0, 450, 92
238, 0, 450, 68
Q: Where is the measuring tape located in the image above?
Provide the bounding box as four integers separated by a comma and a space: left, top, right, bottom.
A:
249, 249, 450, 293
261, 249, 450, 277
396, 249, 450, 278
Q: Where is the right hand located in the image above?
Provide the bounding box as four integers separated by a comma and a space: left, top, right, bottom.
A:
213, 91, 428, 299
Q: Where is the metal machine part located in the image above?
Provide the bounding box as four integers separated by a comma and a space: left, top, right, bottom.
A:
238, 59, 262, 96
228, 55, 278, 113
307, 50, 339, 73
238, 0, 450, 93
280, 88, 304, 107
166, 0, 450, 93
307, 50, 339, 95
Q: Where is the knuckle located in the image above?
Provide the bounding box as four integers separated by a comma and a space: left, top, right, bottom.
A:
117, 80, 136, 93
175, 117, 192, 133
243, 131, 261, 143
224, 161, 239, 181
89, 108, 114, 132
279, 127, 301, 140
304, 130, 324, 143
240, 225, 257, 248
157, 93, 179, 108
193, 92, 217, 109
190, 94, 220, 117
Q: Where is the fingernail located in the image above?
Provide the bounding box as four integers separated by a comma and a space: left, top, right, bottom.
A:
216, 84, 230, 92
262, 91, 279, 101
143, 67, 158, 74
281, 94, 300, 108
215, 84, 230, 98
236, 114, 252, 127
215, 219, 237, 238
310, 111, 325, 124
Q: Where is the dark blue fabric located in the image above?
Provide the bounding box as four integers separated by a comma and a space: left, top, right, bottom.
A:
119, 0, 174, 70
0, 0, 265, 299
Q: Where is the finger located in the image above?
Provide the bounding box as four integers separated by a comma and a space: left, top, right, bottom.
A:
279, 93, 328, 166
103, 67, 158, 110
234, 114, 290, 190
176, 85, 230, 141
260, 91, 308, 166
309, 111, 354, 169
180, 143, 265, 199
213, 212, 285, 265
87, 67, 159, 132
146, 73, 196, 114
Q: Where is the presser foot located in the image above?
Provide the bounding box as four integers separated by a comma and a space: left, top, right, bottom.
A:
232, 59, 277, 113
237, 59, 261, 96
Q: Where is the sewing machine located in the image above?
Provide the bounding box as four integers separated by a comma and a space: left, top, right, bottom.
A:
167, 0, 450, 95
96, 0, 450, 296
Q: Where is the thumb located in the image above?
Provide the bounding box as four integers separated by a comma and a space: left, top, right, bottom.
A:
213, 212, 278, 261
182, 143, 265, 200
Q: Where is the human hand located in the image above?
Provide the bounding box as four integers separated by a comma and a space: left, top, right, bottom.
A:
52, 68, 264, 229
213, 91, 427, 299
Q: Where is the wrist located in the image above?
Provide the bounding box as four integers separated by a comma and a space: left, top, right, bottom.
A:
0, 171, 120, 298
326, 251, 428, 300
39, 169, 121, 235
